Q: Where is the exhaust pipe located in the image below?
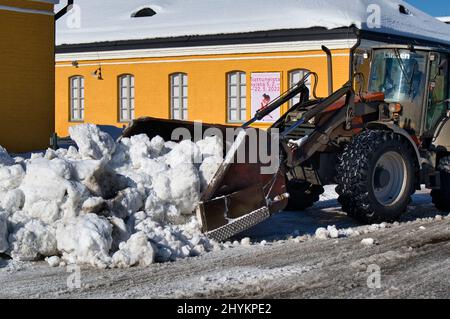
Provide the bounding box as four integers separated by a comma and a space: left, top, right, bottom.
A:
322, 45, 334, 96
55, 0, 74, 21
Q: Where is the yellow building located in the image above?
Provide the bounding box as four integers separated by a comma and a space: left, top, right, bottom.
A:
0, 0, 60, 153
54, 1, 366, 137
55, 47, 353, 136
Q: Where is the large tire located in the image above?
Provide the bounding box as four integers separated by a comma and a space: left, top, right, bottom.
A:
431, 156, 450, 212
285, 180, 324, 211
336, 130, 417, 224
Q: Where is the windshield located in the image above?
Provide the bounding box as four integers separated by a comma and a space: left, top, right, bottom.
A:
368, 49, 427, 103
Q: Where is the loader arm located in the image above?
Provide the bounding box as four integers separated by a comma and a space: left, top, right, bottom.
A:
122, 81, 363, 242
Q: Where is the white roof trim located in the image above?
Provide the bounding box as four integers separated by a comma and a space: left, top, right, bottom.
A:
56, 39, 357, 62
56, 53, 351, 68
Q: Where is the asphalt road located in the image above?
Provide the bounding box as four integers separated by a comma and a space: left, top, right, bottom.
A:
1, 189, 449, 299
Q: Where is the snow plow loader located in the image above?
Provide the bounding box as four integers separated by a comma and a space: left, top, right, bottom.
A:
123, 45, 450, 241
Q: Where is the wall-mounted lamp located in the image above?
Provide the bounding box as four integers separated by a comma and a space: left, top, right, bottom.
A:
91, 67, 103, 80
72, 60, 79, 68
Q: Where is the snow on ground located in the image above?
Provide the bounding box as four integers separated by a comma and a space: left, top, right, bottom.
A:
56, 0, 450, 46
0, 124, 225, 269
236, 185, 448, 243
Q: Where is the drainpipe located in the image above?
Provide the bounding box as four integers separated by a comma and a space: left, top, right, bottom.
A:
52, 0, 74, 148
55, 0, 74, 21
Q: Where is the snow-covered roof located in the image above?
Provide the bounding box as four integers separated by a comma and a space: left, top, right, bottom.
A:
438, 16, 450, 24
56, 0, 450, 47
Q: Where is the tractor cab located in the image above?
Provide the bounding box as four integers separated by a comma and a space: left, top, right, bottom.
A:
367, 47, 450, 139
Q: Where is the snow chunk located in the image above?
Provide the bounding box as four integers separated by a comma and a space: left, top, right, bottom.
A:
0, 164, 25, 192
327, 226, 339, 239
77, 161, 123, 199
153, 163, 200, 219
199, 156, 223, 192
82, 197, 106, 215
112, 232, 155, 268
110, 216, 131, 251
196, 135, 223, 160
128, 134, 165, 168
19, 158, 89, 223
0, 189, 25, 213
108, 188, 144, 219
0, 146, 14, 166
314, 226, 340, 240
56, 214, 113, 268
361, 238, 375, 246
165, 140, 202, 168
46, 256, 61, 267
315, 228, 329, 240
150, 136, 165, 156
8, 220, 58, 261
69, 124, 116, 160
135, 217, 211, 262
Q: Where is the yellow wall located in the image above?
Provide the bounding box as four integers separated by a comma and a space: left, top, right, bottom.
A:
0, 0, 53, 11
55, 48, 351, 136
0, 0, 55, 152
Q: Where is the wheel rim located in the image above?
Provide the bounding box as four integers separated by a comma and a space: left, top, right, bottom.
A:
372, 151, 408, 206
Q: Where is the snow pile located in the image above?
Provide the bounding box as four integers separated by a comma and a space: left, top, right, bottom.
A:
56, 0, 450, 47
0, 124, 224, 268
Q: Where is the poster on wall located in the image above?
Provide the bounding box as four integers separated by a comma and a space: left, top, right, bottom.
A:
251, 72, 281, 123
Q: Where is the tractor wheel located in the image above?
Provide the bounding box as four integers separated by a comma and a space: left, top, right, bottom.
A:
431, 156, 450, 212
285, 180, 324, 211
336, 130, 417, 224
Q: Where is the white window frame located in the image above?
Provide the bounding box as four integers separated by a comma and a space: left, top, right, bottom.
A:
70, 76, 84, 122
119, 74, 135, 122
227, 71, 247, 123
170, 73, 188, 120
289, 69, 311, 107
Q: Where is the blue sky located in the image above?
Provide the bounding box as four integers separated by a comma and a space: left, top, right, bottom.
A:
406, 0, 450, 17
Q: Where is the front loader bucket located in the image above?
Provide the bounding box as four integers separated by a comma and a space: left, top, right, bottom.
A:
123, 117, 289, 241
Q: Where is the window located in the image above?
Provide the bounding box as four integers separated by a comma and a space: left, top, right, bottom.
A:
119, 74, 135, 122
70, 76, 84, 122
227, 71, 247, 122
399, 4, 412, 16
289, 69, 311, 107
170, 73, 188, 120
